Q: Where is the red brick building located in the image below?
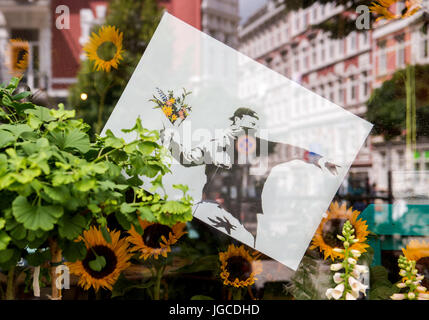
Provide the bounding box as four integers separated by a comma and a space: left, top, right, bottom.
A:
0, 0, 207, 99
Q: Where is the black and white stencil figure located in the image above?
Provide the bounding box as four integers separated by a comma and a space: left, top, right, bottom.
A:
102, 12, 373, 270
162, 108, 340, 247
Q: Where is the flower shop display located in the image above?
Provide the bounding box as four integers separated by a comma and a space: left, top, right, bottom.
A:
0, 77, 193, 300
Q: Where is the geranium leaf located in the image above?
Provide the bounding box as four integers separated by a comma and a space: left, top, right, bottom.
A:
49, 128, 90, 154
58, 214, 86, 240
12, 196, 63, 231
0, 231, 11, 250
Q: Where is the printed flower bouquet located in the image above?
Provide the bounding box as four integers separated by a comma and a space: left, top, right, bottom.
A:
150, 87, 192, 125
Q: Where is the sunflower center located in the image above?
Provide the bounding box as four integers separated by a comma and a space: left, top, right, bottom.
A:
416, 256, 429, 289
322, 218, 348, 249
143, 224, 172, 249
14, 48, 27, 65
82, 245, 118, 279
96, 41, 117, 62
226, 256, 252, 282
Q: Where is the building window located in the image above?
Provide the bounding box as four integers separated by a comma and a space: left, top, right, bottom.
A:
329, 40, 335, 59
378, 40, 387, 75
338, 39, 344, 56
320, 40, 325, 62
422, 38, 429, 58
396, 34, 406, 68
328, 82, 334, 101
339, 87, 344, 104
349, 32, 357, 52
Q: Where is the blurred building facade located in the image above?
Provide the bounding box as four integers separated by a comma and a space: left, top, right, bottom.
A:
0, 0, 239, 99
238, 0, 429, 200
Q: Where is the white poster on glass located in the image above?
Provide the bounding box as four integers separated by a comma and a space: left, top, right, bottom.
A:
103, 12, 373, 271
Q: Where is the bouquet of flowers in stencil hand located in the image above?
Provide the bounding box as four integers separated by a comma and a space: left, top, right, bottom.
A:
150, 87, 192, 125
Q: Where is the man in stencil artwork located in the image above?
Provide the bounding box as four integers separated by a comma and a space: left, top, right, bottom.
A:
162, 108, 340, 247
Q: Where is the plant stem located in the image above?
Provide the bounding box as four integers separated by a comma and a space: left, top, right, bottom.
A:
232, 288, 242, 300
5, 266, 15, 300
153, 264, 166, 300
95, 80, 113, 135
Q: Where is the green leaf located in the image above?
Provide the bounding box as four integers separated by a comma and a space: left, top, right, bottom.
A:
139, 206, 155, 221
12, 91, 31, 101
0, 231, 11, 250
49, 128, 90, 154
12, 196, 64, 231
50, 103, 75, 120
75, 178, 97, 192
58, 214, 86, 240
120, 203, 136, 214
88, 203, 101, 214
26, 249, 51, 267
115, 212, 131, 230
0, 218, 5, 229
0, 248, 14, 263
138, 141, 157, 155
27, 113, 42, 129
43, 186, 70, 203
1, 123, 33, 138
61, 240, 87, 262
104, 130, 125, 149
11, 101, 35, 114
10, 223, 26, 240
161, 201, 189, 214
0, 130, 15, 148
25, 105, 56, 122
100, 226, 112, 244
7, 77, 20, 90
173, 184, 189, 194
89, 254, 106, 272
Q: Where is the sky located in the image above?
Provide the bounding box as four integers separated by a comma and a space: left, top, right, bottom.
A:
239, 0, 267, 24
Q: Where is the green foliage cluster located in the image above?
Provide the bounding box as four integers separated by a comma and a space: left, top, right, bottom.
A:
0, 78, 193, 277
367, 64, 429, 141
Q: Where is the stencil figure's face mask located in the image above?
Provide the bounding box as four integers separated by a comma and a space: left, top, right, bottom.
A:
233, 115, 259, 133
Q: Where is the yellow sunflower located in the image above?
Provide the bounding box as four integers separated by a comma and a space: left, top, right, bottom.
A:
9, 39, 29, 75
402, 240, 429, 289
166, 98, 175, 106
162, 106, 173, 117
127, 219, 186, 260
219, 244, 262, 288
66, 226, 132, 292
171, 114, 178, 122
83, 25, 124, 72
310, 202, 369, 261
370, 0, 421, 21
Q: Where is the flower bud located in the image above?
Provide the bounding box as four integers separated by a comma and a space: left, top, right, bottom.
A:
399, 270, 407, 277
333, 272, 344, 284
407, 292, 416, 299
417, 286, 427, 293
337, 235, 345, 241
396, 282, 406, 288
343, 241, 350, 248
330, 263, 343, 271
333, 248, 344, 253
350, 250, 361, 258
417, 293, 429, 300
390, 293, 405, 300
348, 258, 356, 265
